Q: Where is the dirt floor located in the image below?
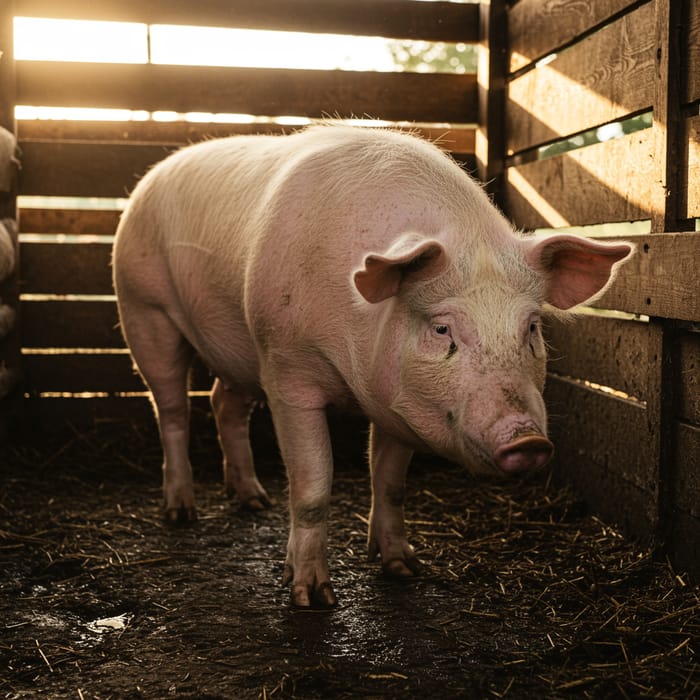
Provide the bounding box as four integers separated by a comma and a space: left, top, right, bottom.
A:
1, 410, 698, 699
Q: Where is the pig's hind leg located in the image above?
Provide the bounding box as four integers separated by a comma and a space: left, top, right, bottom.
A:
367, 423, 421, 577
119, 301, 197, 524
210, 379, 272, 510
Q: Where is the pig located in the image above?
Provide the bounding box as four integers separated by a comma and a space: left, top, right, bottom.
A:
0, 218, 16, 341
113, 125, 633, 608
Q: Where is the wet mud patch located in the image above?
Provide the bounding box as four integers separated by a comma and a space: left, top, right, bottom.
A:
1, 417, 698, 699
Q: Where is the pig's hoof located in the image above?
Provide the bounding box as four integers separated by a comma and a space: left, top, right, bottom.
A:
226, 482, 274, 510
290, 581, 338, 609
382, 556, 422, 578
163, 504, 198, 526
240, 492, 275, 511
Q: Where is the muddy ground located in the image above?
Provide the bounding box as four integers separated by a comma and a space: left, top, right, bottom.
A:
1, 410, 698, 699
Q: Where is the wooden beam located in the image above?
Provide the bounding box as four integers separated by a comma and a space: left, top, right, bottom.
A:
593, 232, 700, 321
17, 61, 477, 125
505, 128, 655, 229
14, 0, 479, 43
650, 0, 694, 232
507, 3, 655, 155
476, 0, 507, 202
508, 0, 641, 73
17, 119, 477, 157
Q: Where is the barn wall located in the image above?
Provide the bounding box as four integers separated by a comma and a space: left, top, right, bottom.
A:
499, 0, 700, 577
1, 0, 479, 428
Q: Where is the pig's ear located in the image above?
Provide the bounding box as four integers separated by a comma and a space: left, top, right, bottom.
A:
524, 235, 634, 309
354, 235, 447, 303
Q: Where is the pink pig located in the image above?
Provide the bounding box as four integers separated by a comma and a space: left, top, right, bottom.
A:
113, 125, 633, 607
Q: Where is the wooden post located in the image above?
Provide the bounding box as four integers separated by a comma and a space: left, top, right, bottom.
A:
651, 0, 693, 233
0, 0, 21, 442
476, 0, 507, 209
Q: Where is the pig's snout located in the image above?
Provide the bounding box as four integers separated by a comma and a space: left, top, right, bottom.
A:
494, 434, 553, 474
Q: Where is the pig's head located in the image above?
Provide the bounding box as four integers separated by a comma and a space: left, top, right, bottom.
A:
354, 231, 633, 476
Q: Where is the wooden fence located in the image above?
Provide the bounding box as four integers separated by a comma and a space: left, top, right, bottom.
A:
0, 0, 697, 577
495, 0, 699, 577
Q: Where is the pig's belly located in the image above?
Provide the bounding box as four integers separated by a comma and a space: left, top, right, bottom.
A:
176, 300, 262, 397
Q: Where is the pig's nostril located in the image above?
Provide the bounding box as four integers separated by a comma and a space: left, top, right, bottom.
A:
494, 435, 553, 474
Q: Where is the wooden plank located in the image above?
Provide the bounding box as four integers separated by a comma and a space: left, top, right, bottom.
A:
17, 119, 477, 157
508, 0, 640, 73
14, 0, 479, 43
20, 208, 122, 236
20, 242, 113, 295
679, 331, 700, 426
593, 232, 700, 321
21, 394, 156, 425
544, 374, 657, 498
21, 300, 123, 348
546, 377, 657, 538
476, 0, 507, 202
650, 0, 693, 232
17, 61, 477, 125
22, 352, 143, 394
18, 141, 174, 198
506, 3, 655, 155
22, 352, 215, 394
545, 315, 652, 402
19, 126, 477, 200
686, 114, 700, 219
504, 128, 654, 229
688, 0, 700, 104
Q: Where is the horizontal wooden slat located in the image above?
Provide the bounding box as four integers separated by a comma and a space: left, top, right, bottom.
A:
17, 119, 477, 156
21, 300, 122, 348
22, 352, 143, 394
507, 2, 654, 155
688, 0, 700, 104
544, 374, 656, 495
19, 141, 173, 198
505, 128, 654, 229
21, 242, 113, 294
508, 0, 640, 74
14, 0, 479, 43
594, 232, 700, 321
679, 331, 700, 426
19, 128, 477, 200
22, 352, 215, 394
545, 315, 652, 402
20, 208, 122, 236
686, 114, 700, 218
17, 62, 477, 124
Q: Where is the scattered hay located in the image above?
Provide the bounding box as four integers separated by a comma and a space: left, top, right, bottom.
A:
1, 417, 697, 698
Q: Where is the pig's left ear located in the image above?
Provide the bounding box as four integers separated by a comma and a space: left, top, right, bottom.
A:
354, 235, 447, 303
524, 234, 634, 310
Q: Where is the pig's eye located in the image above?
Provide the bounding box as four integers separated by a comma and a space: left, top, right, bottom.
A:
434, 324, 450, 336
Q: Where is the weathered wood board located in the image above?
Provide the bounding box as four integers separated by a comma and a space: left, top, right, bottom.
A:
15, 0, 479, 43
508, 0, 640, 73
17, 62, 478, 125
507, 2, 655, 155
504, 129, 654, 228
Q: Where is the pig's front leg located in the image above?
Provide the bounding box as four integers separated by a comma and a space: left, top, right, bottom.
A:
367, 423, 420, 577
269, 398, 337, 608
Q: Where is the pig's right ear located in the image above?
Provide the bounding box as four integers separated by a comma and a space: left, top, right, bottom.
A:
353, 235, 447, 303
